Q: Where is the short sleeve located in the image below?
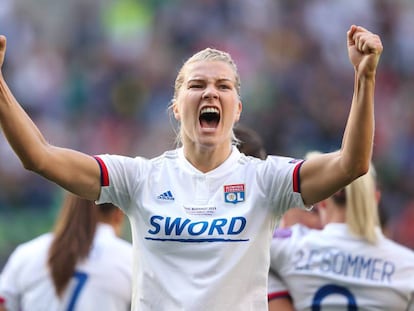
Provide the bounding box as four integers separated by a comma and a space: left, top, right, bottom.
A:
94, 154, 148, 214
0, 247, 24, 311
268, 269, 290, 301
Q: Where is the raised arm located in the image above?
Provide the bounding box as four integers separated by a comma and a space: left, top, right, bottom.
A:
0, 35, 101, 200
300, 25, 383, 205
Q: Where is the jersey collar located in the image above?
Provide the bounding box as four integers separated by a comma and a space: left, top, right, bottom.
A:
177, 146, 241, 177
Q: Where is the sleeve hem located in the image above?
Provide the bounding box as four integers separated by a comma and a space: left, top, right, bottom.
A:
268, 290, 291, 301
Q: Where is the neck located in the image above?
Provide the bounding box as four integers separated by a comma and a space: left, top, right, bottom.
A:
183, 142, 233, 173
324, 206, 346, 225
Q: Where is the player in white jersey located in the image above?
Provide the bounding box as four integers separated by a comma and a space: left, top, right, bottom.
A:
268, 161, 414, 311
0, 25, 382, 310
0, 193, 133, 311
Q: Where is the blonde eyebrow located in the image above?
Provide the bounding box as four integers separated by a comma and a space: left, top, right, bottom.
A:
187, 77, 235, 83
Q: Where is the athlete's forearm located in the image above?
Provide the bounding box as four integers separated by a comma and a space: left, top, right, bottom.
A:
0, 74, 51, 172
302, 71, 376, 205
0, 75, 101, 200
0, 36, 102, 201
340, 70, 375, 180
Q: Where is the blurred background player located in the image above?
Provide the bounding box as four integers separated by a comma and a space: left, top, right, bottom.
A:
276, 151, 389, 233
277, 206, 322, 230
268, 159, 414, 310
235, 125, 322, 230
234, 124, 267, 160
0, 193, 133, 311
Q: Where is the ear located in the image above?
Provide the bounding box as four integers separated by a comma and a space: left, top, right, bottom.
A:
172, 100, 180, 121
234, 101, 242, 122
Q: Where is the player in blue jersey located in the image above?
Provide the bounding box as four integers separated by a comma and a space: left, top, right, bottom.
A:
0, 25, 382, 310
0, 193, 133, 311
268, 160, 414, 311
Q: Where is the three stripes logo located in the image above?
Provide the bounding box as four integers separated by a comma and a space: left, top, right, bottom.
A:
157, 190, 175, 201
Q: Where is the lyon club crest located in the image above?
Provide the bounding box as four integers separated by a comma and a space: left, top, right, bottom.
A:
224, 184, 245, 204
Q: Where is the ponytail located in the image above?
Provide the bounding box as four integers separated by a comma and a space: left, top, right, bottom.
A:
47, 194, 98, 297
345, 164, 379, 244
304, 151, 380, 244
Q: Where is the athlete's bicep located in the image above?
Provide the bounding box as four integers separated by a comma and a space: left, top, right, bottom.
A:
300, 151, 351, 205
37, 146, 101, 200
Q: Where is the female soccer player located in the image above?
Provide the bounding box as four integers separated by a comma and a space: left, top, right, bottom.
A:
268, 162, 414, 310
0, 194, 133, 311
0, 25, 382, 310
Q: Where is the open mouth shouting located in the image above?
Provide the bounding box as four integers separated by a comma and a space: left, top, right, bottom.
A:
199, 107, 220, 130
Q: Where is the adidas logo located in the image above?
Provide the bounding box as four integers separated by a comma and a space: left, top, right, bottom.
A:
157, 190, 175, 201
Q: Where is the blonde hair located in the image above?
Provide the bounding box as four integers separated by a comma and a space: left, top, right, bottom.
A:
173, 47, 241, 101
345, 164, 379, 244
170, 47, 242, 147
305, 151, 379, 244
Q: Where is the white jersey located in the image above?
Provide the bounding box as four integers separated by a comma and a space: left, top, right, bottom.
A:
0, 224, 133, 311
268, 223, 414, 310
94, 146, 305, 311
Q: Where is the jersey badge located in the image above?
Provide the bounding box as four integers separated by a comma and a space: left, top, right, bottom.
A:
157, 190, 175, 201
224, 184, 245, 204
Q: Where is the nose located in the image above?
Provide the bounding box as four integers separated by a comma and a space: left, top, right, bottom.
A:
202, 85, 219, 100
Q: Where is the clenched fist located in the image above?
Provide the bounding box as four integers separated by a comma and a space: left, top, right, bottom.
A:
347, 25, 383, 77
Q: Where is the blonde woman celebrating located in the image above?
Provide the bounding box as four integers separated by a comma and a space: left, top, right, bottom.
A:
0, 25, 382, 310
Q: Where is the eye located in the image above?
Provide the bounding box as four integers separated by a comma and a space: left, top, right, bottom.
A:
189, 83, 203, 89
218, 83, 232, 90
